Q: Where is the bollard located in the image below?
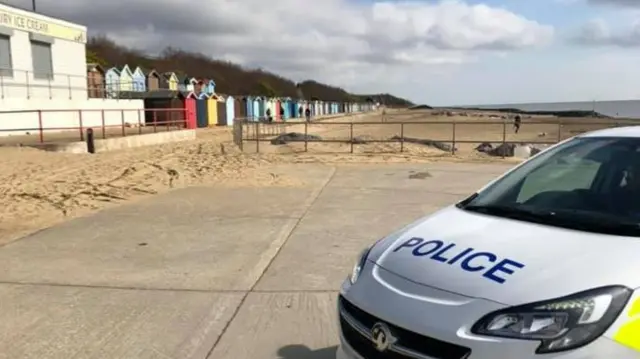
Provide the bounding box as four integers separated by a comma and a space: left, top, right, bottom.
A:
86, 128, 95, 154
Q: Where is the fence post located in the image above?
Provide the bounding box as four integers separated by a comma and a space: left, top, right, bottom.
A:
78, 110, 84, 141
101, 109, 106, 139
37, 110, 43, 143
557, 119, 562, 142
350, 122, 354, 153
400, 123, 404, 152
239, 120, 244, 152
121, 109, 126, 136
255, 122, 260, 153
502, 121, 507, 159
153, 110, 158, 133
451, 121, 456, 155
86, 128, 95, 154
304, 121, 308, 152
137, 110, 142, 135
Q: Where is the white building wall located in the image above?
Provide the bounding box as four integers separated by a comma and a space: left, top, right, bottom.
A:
0, 98, 145, 137
0, 4, 87, 100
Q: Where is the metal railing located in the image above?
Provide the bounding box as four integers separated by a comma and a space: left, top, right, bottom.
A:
233, 116, 640, 154
0, 108, 187, 144
0, 67, 88, 100
0, 67, 180, 100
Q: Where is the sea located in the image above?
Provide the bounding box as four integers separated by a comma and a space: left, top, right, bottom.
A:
457, 100, 640, 119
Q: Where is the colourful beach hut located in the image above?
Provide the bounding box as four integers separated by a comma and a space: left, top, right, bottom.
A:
105, 67, 120, 98
280, 98, 291, 119
132, 66, 146, 92
288, 99, 297, 118
266, 98, 276, 119
204, 79, 216, 95
195, 92, 210, 128
216, 95, 227, 126
243, 96, 252, 120
119, 65, 134, 92
274, 99, 281, 121
226, 96, 235, 126
253, 96, 264, 120
181, 91, 198, 129
207, 94, 220, 126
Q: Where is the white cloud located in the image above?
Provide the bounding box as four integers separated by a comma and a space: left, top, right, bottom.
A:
570, 18, 640, 47
3, 0, 554, 104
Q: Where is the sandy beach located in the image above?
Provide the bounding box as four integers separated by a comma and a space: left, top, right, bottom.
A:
1, 109, 630, 246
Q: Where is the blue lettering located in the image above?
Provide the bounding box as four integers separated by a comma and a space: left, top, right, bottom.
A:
431, 243, 456, 262
412, 240, 443, 256
393, 237, 423, 252
392, 238, 525, 284
483, 259, 525, 284
460, 252, 497, 272
447, 247, 474, 264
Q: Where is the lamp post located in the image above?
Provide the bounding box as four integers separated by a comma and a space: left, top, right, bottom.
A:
32, 0, 36, 11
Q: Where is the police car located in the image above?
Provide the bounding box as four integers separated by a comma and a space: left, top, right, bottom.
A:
337, 127, 640, 359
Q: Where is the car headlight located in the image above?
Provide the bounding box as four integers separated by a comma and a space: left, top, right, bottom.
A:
471, 286, 631, 353
349, 247, 371, 284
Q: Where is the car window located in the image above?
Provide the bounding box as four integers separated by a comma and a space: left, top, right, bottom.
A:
460, 137, 640, 235
516, 157, 601, 203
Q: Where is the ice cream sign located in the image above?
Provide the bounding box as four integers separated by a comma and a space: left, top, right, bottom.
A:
0, 8, 86, 43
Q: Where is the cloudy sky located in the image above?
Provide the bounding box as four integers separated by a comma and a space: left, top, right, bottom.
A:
5, 0, 640, 105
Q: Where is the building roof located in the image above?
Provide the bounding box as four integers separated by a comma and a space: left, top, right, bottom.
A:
86, 63, 104, 73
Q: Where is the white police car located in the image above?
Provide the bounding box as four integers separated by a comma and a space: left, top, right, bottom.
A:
337, 127, 640, 359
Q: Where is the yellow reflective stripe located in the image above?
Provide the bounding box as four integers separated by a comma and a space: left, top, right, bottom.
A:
614, 298, 640, 351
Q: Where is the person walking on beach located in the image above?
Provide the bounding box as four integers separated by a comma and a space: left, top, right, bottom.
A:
280, 106, 285, 120
305, 108, 311, 122
514, 115, 521, 134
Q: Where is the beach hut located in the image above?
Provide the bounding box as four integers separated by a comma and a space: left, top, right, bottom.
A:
234, 97, 244, 121
177, 75, 188, 92
207, 94, 220, 126
161, 72, 178, 90
132, 66, 146, 92
280, 98, 291, 119
253, 96, 264, 120
266, 98, 276, 119
288, 99, 297, 118
226, 96, 235, 126
296, 101, 304, 118
216, 95, 228, 126
194, 92, 210, 128
204, 79, 216, 95
323, 102, 329, 115
144, 69, 160, 91
314, 101, 321, 116
241, 96, 251, 120
86, 63, 105, 98
105, 67, 120, 98
188, 77, 197, 92
119, 65, 134, 92
274, 99, 281, 121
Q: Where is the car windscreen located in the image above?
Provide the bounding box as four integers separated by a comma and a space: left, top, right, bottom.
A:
458, 137, 640, 236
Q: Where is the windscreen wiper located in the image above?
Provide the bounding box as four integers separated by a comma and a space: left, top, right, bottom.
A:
463, 204, 640, 236
549, 209, 640, 236
462, 204, 555, 223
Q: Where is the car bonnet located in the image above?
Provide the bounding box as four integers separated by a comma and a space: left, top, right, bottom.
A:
369, 206, 640, 305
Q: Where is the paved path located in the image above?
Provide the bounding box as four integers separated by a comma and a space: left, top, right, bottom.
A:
0, 162, 513, 359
